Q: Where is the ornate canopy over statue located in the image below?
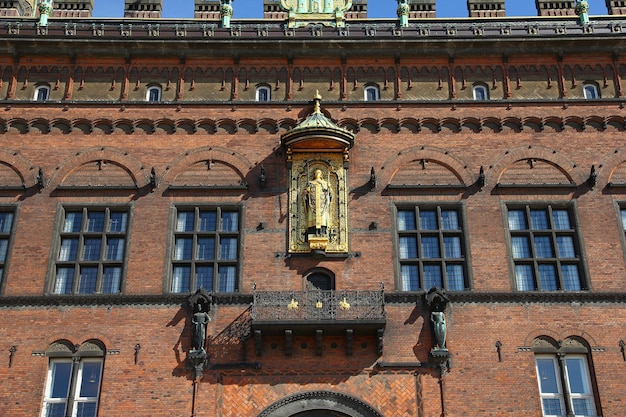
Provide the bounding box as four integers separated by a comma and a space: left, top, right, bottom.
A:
282, 93, 354, 255
279, 0, 353, 28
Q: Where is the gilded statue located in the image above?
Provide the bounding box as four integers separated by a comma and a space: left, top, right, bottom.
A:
305, 168, 332, 237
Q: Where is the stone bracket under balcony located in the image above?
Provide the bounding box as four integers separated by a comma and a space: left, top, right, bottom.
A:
250, 289, 386, 357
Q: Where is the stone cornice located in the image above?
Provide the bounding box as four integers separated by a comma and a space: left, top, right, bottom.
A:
1, 291, 624, 308
0, 16, 625, 57
386, 291, 626, 305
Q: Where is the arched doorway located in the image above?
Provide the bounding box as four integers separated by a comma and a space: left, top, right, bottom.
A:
258, 391, 384, 417
305, 268, 335, 290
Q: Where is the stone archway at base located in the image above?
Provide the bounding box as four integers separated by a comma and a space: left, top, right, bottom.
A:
258, 391, 384, 417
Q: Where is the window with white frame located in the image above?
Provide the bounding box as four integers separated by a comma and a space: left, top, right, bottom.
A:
34, 84, 51, 102
533, 336, 598, 417
473, 84, 489, 101
364, 85, 380, 101
256, 85, 271, 102
51, 207, 129, 295
582, 84, 599, 100
506, 205, 586, 291
395, 205, 469, 291
169, 206, 241, 293
41, 340, 105, 417
146, 85, 162, 102
0, 208, 16, 293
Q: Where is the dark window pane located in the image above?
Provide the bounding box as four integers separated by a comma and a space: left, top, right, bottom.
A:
105, 238, 124, 261
552, 209, 571, 230
218, 266, 237, 292
50, 361, 73, 398
108, 212, 127, 232
174, 238, 193, 260
102, 267, 121, 294
172, 266, 191, 293
421, 236, 440, 258
508, 210, 527, 230
45, 403, 67, 417
79, 362, 102, 398
199, 211, 217, 231
515, 264, 535, 291
78, 267, 98, 293
401, 265, 419, 291
82, 239, 102, 261
399, 237, 417, 259
221, 212, 239, 231
556, 236, 575, 258
59, 238, 79, 261
538, 264, 558, 290
64, 212, 83, 233
197, 238, 216, 260
562, 265, 581, 291
196, 266, 214, 291
0, 212, 13, 233
441, 210, 459, 230
87, 212, 105, 232
443, 237, 461, 258
446, 265, 465, 290
419, 210, 437, 230
530, 210, 548, 230
219, 238, 238, 260
176, 211, 195, 232
511, 236, 531, 258
534, 236, 554, 258
75, 402, 98, 417
423, 264, 443, 289
54, 267, 75, 294
536, 358, 560, 394
397, 210, 416, 231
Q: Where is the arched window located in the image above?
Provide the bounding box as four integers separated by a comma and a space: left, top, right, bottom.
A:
473, 84, 489, 101
34, 84, 51, 102
42, 340, 105, 417
256, 85, 271, 102
583, 83, 599, 99
531, 336, 599, 417
146, 85, 162, 102
305, 268, 335, 290
364, 85, 380, 101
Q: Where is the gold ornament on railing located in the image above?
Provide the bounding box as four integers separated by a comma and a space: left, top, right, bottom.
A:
287, 298, 299, 311
315, 300, 323, 309
339, 297, 351, 311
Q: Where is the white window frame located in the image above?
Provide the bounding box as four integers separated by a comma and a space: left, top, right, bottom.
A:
583, 84, 599, 100
473, 84, 489, 101
364, 85, 380, 101
146, 85, 162, 102
255, 85, 271, 102
42, 358, 103, 417
34, 84, 51, 102
535, 354, 597, 417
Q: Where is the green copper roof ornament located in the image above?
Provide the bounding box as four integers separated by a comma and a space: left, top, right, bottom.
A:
575, 0, 590, 25
397, 0, 410, 28
221, 0, 234, 29
38, 0, 53, 26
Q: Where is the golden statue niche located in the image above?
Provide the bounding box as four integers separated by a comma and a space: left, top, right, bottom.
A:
305, 168, 332, 249
282, 93, 354, 255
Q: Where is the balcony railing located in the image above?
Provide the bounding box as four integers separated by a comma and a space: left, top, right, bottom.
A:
251, 287, 385, 322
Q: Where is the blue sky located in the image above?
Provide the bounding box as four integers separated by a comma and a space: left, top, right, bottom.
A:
93, 0, 610, 19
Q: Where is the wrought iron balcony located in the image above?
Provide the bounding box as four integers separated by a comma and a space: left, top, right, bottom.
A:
251, 287, 385, 323
251, 286, 386, 356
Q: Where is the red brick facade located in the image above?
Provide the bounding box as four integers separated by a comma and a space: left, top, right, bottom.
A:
0, 5, 625, 417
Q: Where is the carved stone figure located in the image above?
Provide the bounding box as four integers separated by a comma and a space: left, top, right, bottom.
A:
191, 304, 210, 352
431, 311, 447, 350
305, 168, 331, 237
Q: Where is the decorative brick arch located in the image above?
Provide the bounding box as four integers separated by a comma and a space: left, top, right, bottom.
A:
258, 391, 384, 417
597, 146, 626, 185
162, 146, 253, 185
489, 145, 585, 186
49, 147, 149, 189
0, 149, 37, 187
379, 145, 475, 187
